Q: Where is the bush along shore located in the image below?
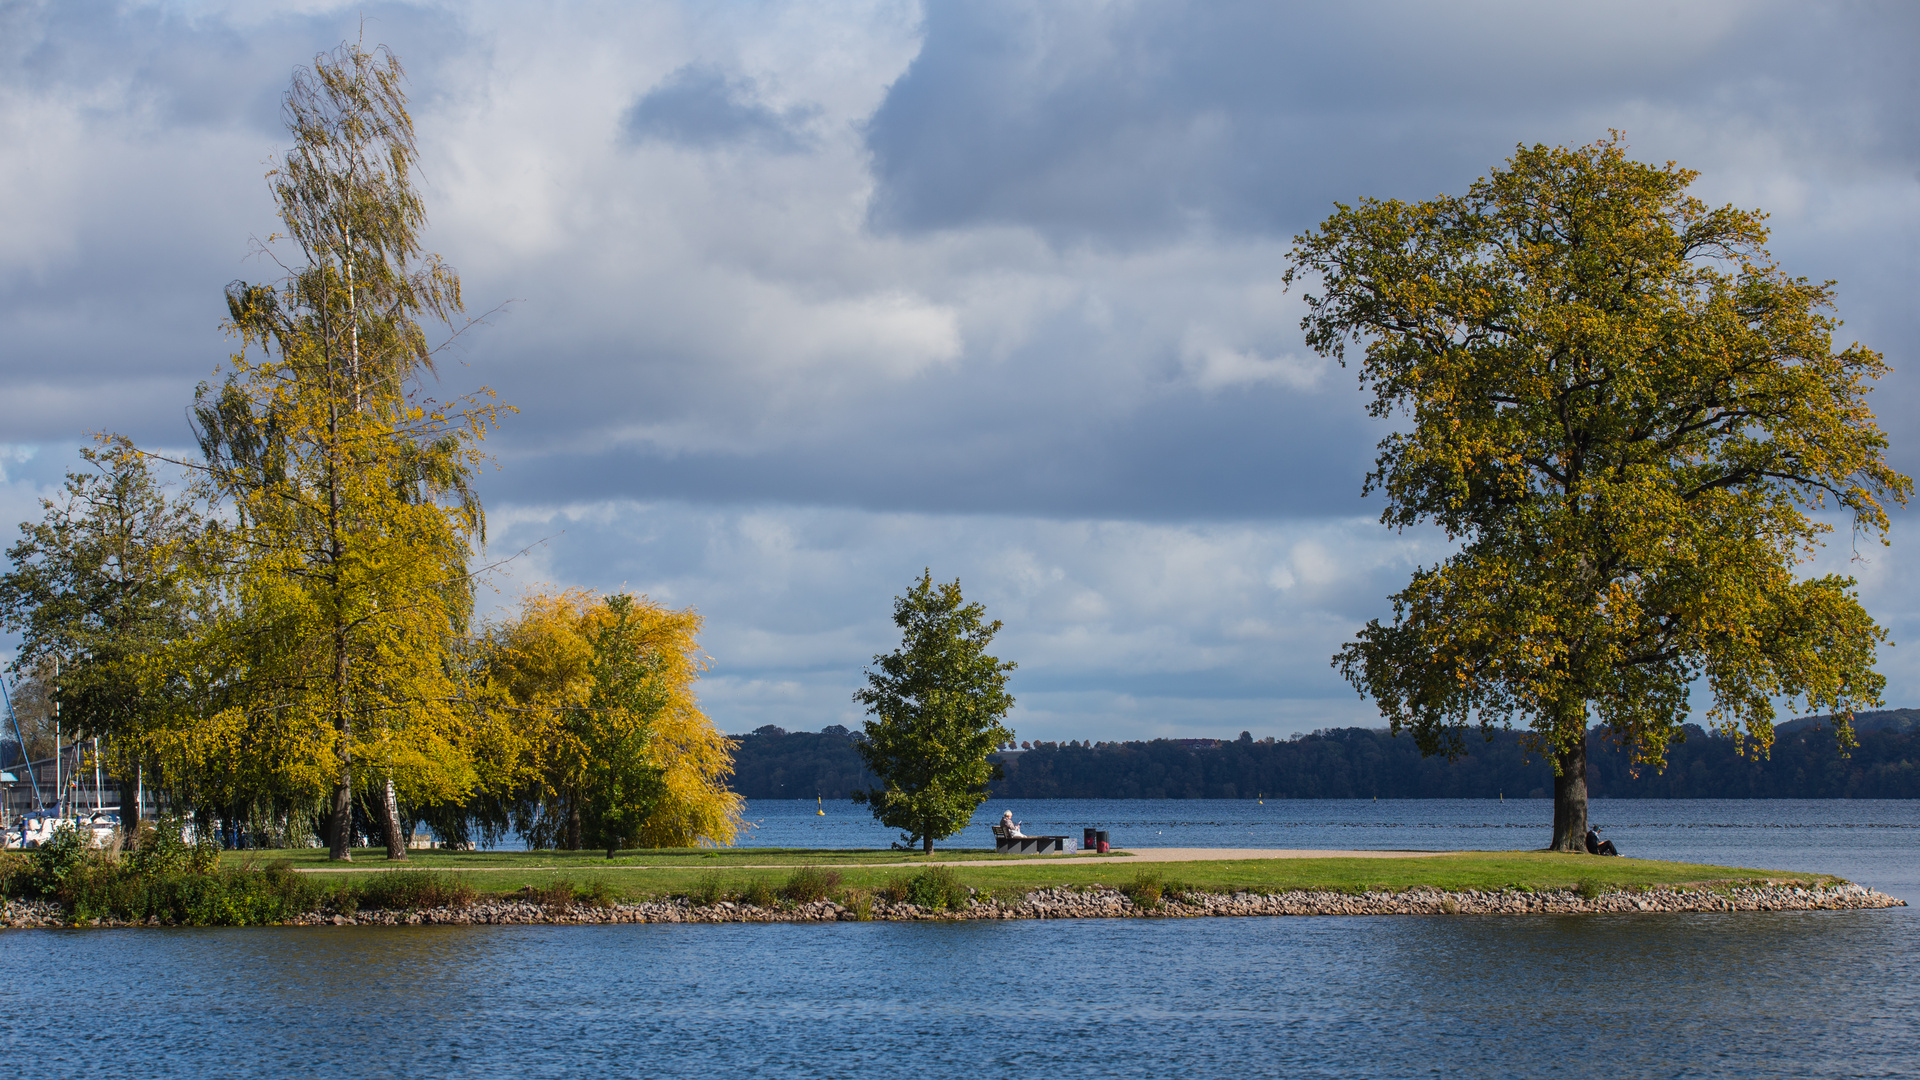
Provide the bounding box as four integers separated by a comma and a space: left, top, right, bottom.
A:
0, 857, 1902, 929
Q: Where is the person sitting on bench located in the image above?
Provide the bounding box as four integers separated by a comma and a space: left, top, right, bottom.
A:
998, 810, 1025, 838
1585, 827, 1619, 856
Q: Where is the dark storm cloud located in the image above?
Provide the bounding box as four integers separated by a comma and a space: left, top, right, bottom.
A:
623, 65, 820, 153
487, 375, 1378, 520
865, 0, 1920, 244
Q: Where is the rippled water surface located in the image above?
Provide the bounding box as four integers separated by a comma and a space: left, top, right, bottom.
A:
6, 799, 1915, 1079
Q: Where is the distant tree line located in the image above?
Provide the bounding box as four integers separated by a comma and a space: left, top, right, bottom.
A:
725, 712, 1920, 800
728, 726, 878, 800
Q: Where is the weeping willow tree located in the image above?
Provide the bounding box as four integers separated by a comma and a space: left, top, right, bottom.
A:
186, 40, 507, 860
484, 591, 743, 851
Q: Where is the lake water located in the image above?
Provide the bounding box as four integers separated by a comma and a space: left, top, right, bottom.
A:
6, 799, 1916, 1079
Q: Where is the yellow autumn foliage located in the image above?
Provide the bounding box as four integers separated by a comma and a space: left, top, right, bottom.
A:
487, 589, 741, 847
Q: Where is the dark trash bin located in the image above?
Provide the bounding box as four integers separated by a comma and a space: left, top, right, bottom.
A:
1084, 828, 1099, 851
1096, 830, 1110, 854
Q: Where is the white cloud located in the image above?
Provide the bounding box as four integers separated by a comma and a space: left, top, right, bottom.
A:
4, 0, 1918, 738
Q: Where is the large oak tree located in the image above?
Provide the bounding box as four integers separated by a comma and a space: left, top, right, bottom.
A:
1287, 136, 1908, 852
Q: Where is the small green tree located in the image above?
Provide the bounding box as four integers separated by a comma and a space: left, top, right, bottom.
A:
852, 572, 1016, 854
575, 595, 669, 858
1287, 136, 1908, 852
0, 437, 204, 818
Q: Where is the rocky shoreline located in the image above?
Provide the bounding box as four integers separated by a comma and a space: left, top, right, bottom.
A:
2, 881, 1902, 929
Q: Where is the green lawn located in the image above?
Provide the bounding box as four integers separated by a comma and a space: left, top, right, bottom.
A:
223, 848, 1837, 903
223, 846, 1103, 869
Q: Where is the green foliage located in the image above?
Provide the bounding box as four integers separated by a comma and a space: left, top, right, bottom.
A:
575, 595, 670, 857
852, 571, 1016, 854
690, 872, 726, 907
1289, 135, 1909, 851
124, 818, 220, 877
38, 856, 324, 927
526, 876, 615, 909
878, 874, 911, 903
842, 888, 874, 921
1122, 870, 1164, 909
904, 866, 970, 911
185, 41, 503, 857
483, 590, 739, 853
781, 866, 841, 903
1575, 879, 1607, 900
357, 871, 477, 911
0, 439, 202, 797
742, 876, 778, 908
0, 851, 29, 897
29, 823, 96, 892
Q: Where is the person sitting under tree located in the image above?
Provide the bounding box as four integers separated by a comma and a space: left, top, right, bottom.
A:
1585, 827, 1619, 857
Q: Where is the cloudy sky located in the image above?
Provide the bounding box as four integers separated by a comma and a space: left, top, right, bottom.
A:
2, 0, 1916, 740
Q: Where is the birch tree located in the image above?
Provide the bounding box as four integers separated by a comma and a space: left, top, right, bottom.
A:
194, 40, 503, 860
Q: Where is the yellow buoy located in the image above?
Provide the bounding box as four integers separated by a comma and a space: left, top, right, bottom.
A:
816, 796, 825, 816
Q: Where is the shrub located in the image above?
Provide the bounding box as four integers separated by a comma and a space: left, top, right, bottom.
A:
782, 867, 841, 904
526, 879, 576, 907
0, 850, 31, 897
57, 861, 326, 926
574, 878, 618, 909
690, 872, 725, 907
743, 876, 778, 908
878, 874, 912, 904
357, 871, 477, 911
123, 820, 221, 878
904, 867, 969, 911
1122, 871, 1163, 910
30, 823, 95, 894
842, 888, 874, 921
1575, 879, 1607, 900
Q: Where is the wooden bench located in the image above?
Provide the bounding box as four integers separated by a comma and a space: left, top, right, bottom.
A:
992, 824, 1068, 854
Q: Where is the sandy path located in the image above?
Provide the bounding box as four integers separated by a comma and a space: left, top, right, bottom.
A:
1110, 847, 1450, 863
289, 848, 1453, 872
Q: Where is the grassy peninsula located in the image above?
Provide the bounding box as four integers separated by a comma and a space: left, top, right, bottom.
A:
223, 847, 1835, 904
3, 841, 1874, 928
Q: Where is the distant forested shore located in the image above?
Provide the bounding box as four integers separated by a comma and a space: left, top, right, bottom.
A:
728, 711, 1920, 800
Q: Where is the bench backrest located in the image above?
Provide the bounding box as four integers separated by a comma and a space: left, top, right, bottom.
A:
990, 824, 1010, 838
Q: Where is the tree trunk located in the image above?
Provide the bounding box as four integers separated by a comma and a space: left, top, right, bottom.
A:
328, 774, 354, 861
566, 796, 582, 851
922, 834, 933, 856
1550, 735, 1589, 853
378, 775, 408, 861
118, 769, 140, 830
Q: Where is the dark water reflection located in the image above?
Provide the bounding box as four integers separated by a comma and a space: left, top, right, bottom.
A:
6, 909, 1916, 1079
